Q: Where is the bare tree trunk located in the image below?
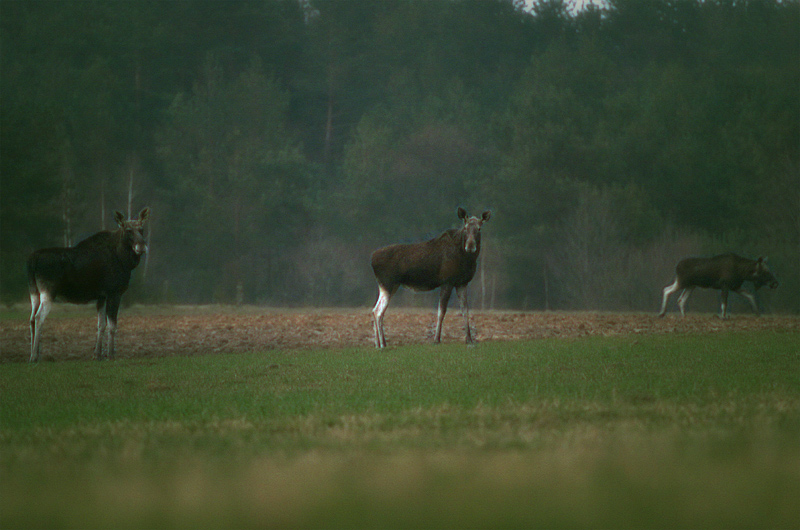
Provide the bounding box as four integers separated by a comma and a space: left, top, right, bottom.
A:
324, 93, 334, 169
127, 169, 133, 219
100, 177, 106, 231
543, 260, 550, 311
62, 188, 72, 247
324, 38, 338, 174
127, 155, 138, 219
480, 262, 486, 310
490, 274, 496, 310
142, 221, 151, 281
60, 154, 73, 247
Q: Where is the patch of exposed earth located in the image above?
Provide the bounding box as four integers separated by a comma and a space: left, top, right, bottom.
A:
2, 306, 798, 363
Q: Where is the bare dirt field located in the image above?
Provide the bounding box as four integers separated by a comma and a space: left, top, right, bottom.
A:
2, 306, 799, 363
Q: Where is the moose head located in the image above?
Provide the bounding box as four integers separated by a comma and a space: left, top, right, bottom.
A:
114, 208, 150, 256
458, 207, 491, 253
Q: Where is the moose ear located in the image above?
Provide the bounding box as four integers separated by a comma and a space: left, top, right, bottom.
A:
139, 207, 150, 223
457, 207, 467, 220
481, 211, 491, 222
114, 211, 125, 227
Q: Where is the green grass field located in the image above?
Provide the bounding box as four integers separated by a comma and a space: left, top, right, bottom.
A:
2, 331, 799, 529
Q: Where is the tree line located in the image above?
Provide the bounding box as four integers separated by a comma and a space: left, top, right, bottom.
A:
2, 0, 798, 312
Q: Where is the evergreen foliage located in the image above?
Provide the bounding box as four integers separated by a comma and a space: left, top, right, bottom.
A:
2, 0, 797, 311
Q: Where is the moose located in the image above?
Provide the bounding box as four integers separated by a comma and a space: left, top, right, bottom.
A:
371, 207, 491, 348
27, 208, 150, 362
659, 253, 778, 319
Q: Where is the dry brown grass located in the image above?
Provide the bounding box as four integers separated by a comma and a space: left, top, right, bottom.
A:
2, 306, 798, 362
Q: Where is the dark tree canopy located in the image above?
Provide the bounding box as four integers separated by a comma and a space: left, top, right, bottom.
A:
2, 0, 798, 312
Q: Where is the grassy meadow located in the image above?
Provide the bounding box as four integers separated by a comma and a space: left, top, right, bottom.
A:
2, 330, 799, 529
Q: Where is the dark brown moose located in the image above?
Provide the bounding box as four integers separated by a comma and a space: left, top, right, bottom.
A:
27, 208, 150, 361
659, 253, 778, 318
370, 207, 491, 348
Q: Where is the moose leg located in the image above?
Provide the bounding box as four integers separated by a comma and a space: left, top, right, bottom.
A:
677, 288, 693, 317
456, 285, 474, 344
735, 289, 760, 315
94, 298, 107, 360
105, 296, 121, 360
29, 291, 40, 361
372, 286, 392, 348
719, 288, 729, 319
434, 285, 453, 343
29, 291, 51, 362
659, 279, 680, 316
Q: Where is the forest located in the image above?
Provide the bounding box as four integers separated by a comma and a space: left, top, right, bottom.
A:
1, 0, 798, 312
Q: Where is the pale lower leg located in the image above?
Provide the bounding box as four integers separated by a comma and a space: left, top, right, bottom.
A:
678, 288, 693, 317
659, 279, 679, 316
720, 289, 729, 319
29, 293, 40, 361
456, 286, 473, 344
107, 320, 117, 359
105, 299, 120, 360
373, 287, 392, 348
95, 300, 107, 359
434, 286, 453, 343
736, 289, 759, 315
30, 293, 52, 362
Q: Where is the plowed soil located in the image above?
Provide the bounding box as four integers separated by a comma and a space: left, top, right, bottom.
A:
2, 306, 798, 363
